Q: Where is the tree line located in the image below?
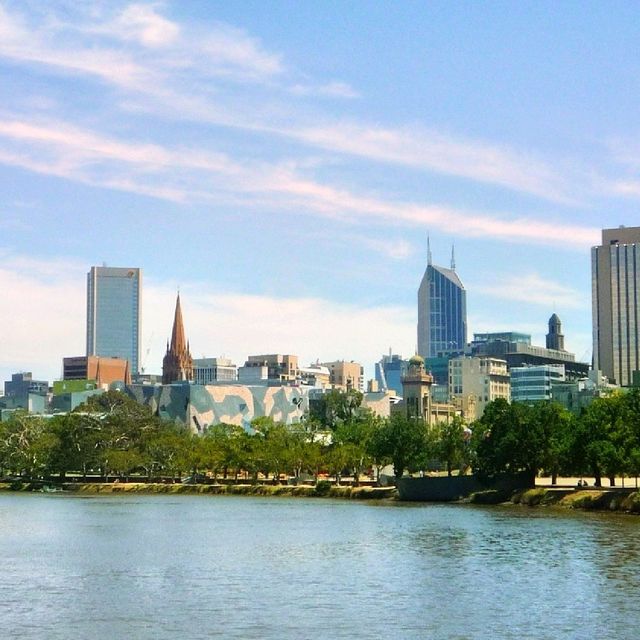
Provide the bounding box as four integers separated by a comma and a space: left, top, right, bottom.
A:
2, 388, 640, 487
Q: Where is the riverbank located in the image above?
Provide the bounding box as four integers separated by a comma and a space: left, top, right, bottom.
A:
470, 486, 640, 514
0, 480, 397, 500
4, 480, 640, 514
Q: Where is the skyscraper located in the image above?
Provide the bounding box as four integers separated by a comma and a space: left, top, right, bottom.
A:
417, 242, 467, 359
592, 226, 640, 386
374, 351, 407, 394
86, 266, 141, 375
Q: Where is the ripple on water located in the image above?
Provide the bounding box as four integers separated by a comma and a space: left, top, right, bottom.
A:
1, 494, 640, 639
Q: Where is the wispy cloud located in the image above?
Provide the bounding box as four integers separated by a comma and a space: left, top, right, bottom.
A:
290, 81, 360, 99
355, 236, 414, 260
0, 115, 599, 247
0, 1, 593, 207
286, 122, 576, 204
107, 3, 181, 48
472, 273, 588, 310
0, 3, 282, 87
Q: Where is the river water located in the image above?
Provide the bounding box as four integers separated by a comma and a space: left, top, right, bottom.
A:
1, 492, 639, 639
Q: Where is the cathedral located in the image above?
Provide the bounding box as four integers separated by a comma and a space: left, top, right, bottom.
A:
162, 293, 194, 384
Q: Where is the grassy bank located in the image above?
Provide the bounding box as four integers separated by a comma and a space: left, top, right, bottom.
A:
7, 480, 640, 513
0, 480, 397, 500
469, 487, 640, 514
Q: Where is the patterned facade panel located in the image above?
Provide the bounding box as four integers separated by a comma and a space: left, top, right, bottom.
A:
126, 383, 309, 433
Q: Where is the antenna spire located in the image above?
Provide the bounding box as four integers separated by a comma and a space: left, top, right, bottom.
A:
451, 244, 456, 270
427, 234, 432, 266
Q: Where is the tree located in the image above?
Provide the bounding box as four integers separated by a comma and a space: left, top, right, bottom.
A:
48, 413, 103, 479
325, 443, 350, 485
0, 413, 55, 478
435, 416, 467, 477
309, 389, 364, 430
621, 388, 640, 485
251, 417, 292, 482
530, 402, 574, 485
366, 418, 393, 482
471, 399, 539, 481
571, 394, 626, 487
370, 413, 430, 479
332, 410, 379, 485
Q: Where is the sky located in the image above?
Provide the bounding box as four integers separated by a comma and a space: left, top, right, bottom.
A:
1, 0, 639, 386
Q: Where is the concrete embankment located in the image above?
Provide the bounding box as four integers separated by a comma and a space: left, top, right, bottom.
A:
0, 481, 397, 500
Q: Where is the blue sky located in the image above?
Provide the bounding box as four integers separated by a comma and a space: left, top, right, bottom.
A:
1, 1, 638, 384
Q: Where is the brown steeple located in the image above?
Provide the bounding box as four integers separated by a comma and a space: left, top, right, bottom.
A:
162, 293, 194, 384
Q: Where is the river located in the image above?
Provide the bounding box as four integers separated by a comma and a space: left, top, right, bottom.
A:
1, 492, 639, 639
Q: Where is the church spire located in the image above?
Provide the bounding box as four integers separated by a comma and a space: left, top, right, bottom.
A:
162, 292, 194, 384
170, 293, 187, 354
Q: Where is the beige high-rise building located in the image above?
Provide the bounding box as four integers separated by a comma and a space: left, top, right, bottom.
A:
321, 360, 364, 392
448, 356, 510, 421
592, 226, 640, 386
244, 354, 299, 383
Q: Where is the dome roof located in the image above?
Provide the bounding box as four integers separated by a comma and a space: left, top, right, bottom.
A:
409, 354, 424, 366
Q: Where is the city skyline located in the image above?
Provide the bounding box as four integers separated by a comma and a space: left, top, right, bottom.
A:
1, 2, 638, 384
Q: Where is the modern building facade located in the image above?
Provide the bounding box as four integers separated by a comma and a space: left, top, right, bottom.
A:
470, 323, 588, 380
417, 245, 467, 359
448, 356, 510, 421
86, 266, 141, 375
4, 372, 48, 398
374, 352, 408, 394
298, 364, 331, 389
193, 358, 237, 385
321, 360, 365, 392
510, 364, 566, 403
63, 355, 131, 386
551, 369, 618, 414
242, 354, 299, 385
592, 226, 640, 386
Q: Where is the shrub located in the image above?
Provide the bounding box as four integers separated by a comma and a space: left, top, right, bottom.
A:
621, 492, 640, 513
314, 480, 331, 496
469, 489, 510, 504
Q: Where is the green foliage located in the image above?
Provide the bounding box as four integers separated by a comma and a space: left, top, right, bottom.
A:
0, 412, 56, 478
369, 412, 430, 478
472, 399, 570, 479
469, 392, 640, 486
314, 480, 331, 496
434, 416, 467, 477
6, 385, 640, 489
468, 489, 511, 504
570, 393, 627, 486
308, 389, 364, 429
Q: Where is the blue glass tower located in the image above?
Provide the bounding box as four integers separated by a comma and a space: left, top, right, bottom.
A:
374, 352, 408, 394
86, 266, 141, 375
417, 244, 466, 359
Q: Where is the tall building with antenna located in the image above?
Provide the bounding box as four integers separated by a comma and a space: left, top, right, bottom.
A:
417, 239, 467, 359
86, 266, 141, 375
